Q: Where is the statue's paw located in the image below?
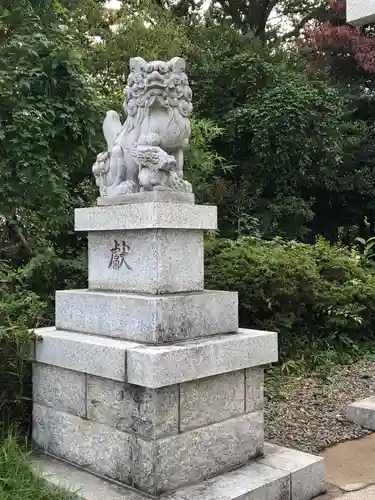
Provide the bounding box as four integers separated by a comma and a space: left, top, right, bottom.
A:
97, 151, 110, 162
115, 180, 137, 195
92, 158, 110, 177
92, 162, 100, 176
183, 181, 193, 193
153, 185, 169, 191
167, 173, 192, 193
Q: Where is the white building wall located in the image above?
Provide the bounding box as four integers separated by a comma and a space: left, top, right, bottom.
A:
347, 0, 375, 25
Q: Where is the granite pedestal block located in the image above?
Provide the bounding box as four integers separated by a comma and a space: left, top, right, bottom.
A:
55, 289, 238, 343
33, 327, 277, 386
126, 329, 277, 388
32, 444, 325, 500
75, 202, 217, 232
79, 200, 216, 294
75, 200, 216, 294
347, 396, 375, 430
32, 349, 266, 495
88, 229, 204, 294
131, 412, 263, 494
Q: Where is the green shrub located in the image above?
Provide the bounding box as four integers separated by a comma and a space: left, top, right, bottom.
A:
205, 236, 375, 361
0, 261, 46, 432
0, 246, 87, 432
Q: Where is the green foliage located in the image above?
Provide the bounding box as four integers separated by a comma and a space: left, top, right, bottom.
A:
0, 261, 46, 432
0, 0, 96, 432
184, 118, 231, 202
0, 327, 34, 435
0, 250, 88, 432
186, 29, 350, 239
0, 0, 101, 260
0, 432, 75, 499
355, 237, 375, 262
78, 0, 192, 106
205, 236, 375, 362
27, 0, 364, 244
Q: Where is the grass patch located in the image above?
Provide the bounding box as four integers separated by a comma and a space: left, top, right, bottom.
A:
0, 431, 75, 500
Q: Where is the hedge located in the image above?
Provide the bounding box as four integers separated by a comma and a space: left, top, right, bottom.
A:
205, 236, 375, 360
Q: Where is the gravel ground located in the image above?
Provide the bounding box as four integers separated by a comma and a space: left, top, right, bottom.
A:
264, 360, 375, 454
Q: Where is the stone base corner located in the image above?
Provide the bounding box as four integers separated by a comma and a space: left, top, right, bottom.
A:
347, 396, 375, 430
31, 443, 324, 500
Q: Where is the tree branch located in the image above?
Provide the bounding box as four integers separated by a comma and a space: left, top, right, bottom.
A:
8, 222, 32, 255
6, 212, 32, 256
215, 0, 245, 31
281, 6, 329, 40
255, 0, 279, 37
281, 13, 312, 40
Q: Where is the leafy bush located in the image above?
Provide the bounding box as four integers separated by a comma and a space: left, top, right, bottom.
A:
0, 251, 89, 433
0, 261, 46, 432
205, 236, 375, 362
0, 328, 34, 435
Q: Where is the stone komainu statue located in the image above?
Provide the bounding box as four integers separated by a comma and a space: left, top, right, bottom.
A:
92, 57, 193, 196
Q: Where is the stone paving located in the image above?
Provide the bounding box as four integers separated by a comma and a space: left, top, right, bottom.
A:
318, 485, 375, 500
316, 433, 375, 499
336, 486, 375, 499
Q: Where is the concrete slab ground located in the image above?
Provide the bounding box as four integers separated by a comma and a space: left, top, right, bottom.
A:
335, 486, 375, 499
316, 433, 375, 499
318, 485, 375, 500
316, 485, 375, 500
322, 433, 375, 490
32, 442, 324, 500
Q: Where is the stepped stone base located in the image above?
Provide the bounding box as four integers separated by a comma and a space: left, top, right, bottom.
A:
347, 396, 375, 430
31, 198, 325, 500
31, 443, 324, 500
32, 326, 278, 495
33, 405, 264, 494
33, 327, 277, 387
55, 290, 238, 343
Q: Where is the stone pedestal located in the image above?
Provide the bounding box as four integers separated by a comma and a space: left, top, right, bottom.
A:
32, 195, 324, 500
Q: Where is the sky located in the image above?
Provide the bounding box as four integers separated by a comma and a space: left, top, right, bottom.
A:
106, 0, 121, 8
106, 0, 211, 12
104, 0, 293, 33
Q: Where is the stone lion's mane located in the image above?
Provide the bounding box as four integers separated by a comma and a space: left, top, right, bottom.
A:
119, 61, 192, 147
